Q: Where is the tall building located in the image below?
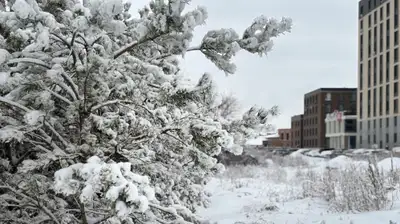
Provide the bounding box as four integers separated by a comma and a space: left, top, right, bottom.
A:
358, 0, 400, 148
291, 114, 304, 148
303, 88, 357, 148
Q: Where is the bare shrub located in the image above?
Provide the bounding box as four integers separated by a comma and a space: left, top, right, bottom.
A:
297, 156, 400, 213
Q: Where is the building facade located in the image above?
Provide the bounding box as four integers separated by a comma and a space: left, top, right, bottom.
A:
325, 110, 358, 149
291, 114, 304, 148
278, 128, 291, 147
303, 88, 357, 148
358, 0, 400, 149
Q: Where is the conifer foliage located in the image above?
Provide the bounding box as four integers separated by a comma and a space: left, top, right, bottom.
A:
0, 0, 291, 223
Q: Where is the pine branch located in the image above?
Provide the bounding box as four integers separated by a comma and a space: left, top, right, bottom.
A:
60, 72, 80, 100
7, 58, 51, 69
0, 185, 61, 224
41, 86, 72, 105
113, 32, 167, 59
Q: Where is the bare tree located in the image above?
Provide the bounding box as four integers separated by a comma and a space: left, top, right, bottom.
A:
216, 94, 241, 119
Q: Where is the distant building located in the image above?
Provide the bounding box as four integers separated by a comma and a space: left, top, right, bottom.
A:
325, 110, 357, 149
358, 0, 400, 149
278, 128, 291, 147
303, 88, 357, 148
262, 129, 291, 148
291, 114, 304, 148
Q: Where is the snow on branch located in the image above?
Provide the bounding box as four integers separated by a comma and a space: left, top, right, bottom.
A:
7, 58, 51, 69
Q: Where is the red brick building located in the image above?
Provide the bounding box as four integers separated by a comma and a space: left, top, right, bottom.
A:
291, 114, 304, 148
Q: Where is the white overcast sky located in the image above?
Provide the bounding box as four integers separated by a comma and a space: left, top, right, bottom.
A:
132, 0, 358, 129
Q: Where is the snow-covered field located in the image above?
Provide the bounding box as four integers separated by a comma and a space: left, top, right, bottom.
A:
199, 151, 400, 224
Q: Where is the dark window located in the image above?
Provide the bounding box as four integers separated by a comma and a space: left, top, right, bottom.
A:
395, 99, 399, 114
281, 133, 284, 139
387, 32, 390, 50
396, 31, 399, 45
374, 58, 377, 84
395, 133, 398, 143
380, 55, 383, 84
344, 119, 357, 133
369, 14, 372, 27
380, 86, 383, 115
387, 99, 390, 114
396, 48, 399, 62
388, 2, 391, 17
386, 133, 389, 143
380, 118, 382, 128
368, 90, 371, 117
369, 60, 372, 87
396, 116, 398, 126
374, 11, 378, 24
395, 82, 399, 96
396, 0, 399, 28
286, 133, 289, 140
373, 88, 377, 116
387, 117, 390, 126
396, 65, 399, 80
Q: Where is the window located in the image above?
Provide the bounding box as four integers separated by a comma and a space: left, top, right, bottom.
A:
374, 57, 377, 84
396, 65, 399, 80
373, 119, 376, 128
387, 99, 390, 114
396, 48, 399, 62
369, 14, 372, 27
368, 120, 371, 129
387, 117, 390, 126
286, 133, 289, 140
395, 116, 398, 126
396, 31, 399, 46
395, 133, 398, 143
396, 0, 399, 28
386, 133, 389, 143
374, 11, 377, 24
387, 21, 391, 50
380, 6, 383, 20
380, 86, 383, 115
379, 55, 383, 83
281, 133, 284, 139
380, 118, 382, 128
395, 82, 399, 96
360, 121, 363, 130
395, 99, 399, 114
388, 2, 391, 17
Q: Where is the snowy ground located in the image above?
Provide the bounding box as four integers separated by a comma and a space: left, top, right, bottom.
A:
199, 151, 400, 224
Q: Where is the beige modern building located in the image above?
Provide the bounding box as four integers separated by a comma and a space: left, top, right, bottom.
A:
358, 0, 400, 148
325, 111, 357, 149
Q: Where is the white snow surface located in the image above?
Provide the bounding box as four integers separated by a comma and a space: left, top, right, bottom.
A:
199, 154, 400, 223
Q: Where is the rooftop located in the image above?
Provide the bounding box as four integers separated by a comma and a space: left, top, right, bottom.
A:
305, 87, 357, 96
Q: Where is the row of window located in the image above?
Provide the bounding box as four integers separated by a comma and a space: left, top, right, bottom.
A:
280, 133, 290, 140
292, 130, 302, 138
303, 139, 318, 148
292, 121, 302, 128
360, 1, 398, 30
360, 116, 398, 130
303, 117, 318, 126
359, 85, 400, 118
359, 53, 399, 90
360, 132, 398, 145
304, 128, 318, 137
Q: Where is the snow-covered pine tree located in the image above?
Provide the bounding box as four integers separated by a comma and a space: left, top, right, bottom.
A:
0, 0, 291, 223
